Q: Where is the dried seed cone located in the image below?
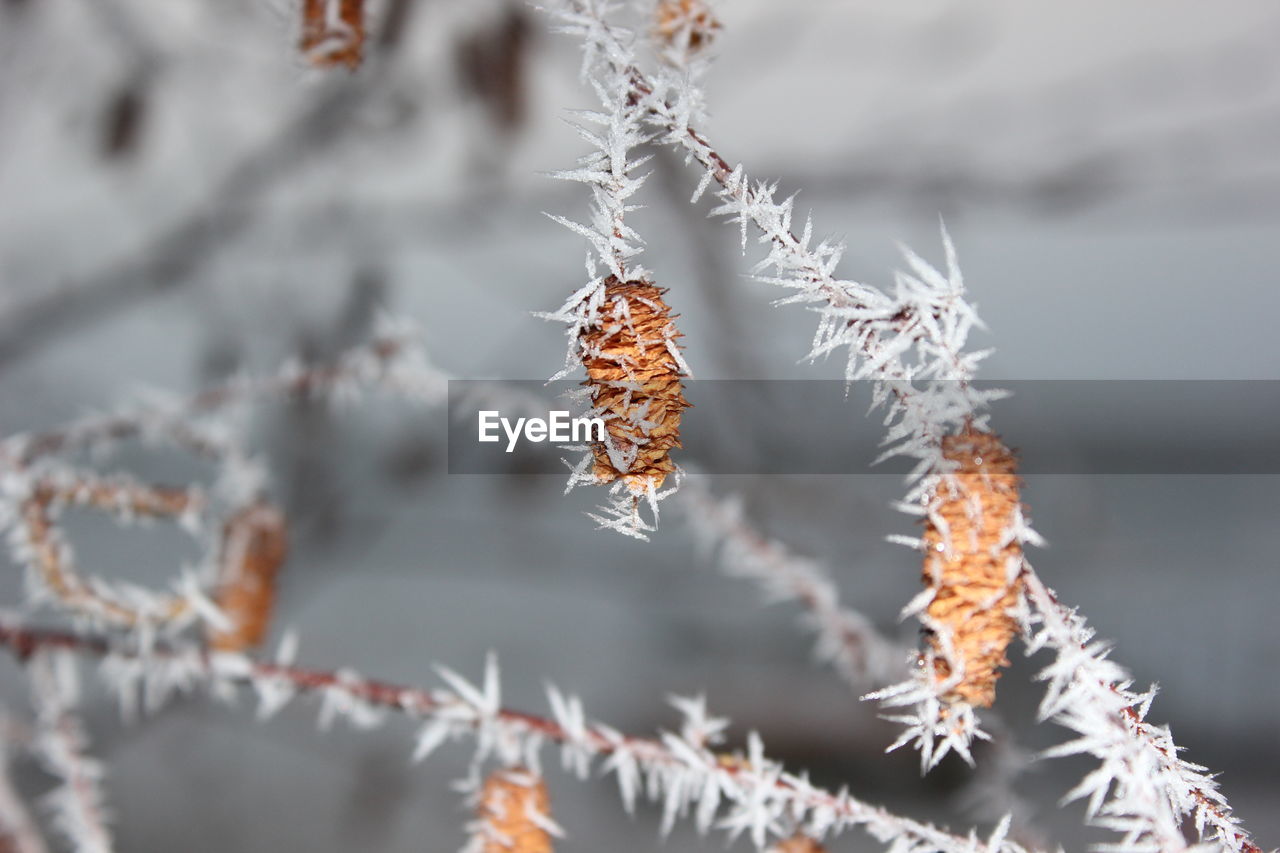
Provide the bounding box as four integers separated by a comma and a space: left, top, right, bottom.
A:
771, 835, 827, 853
582, 277, 689, 493
300, 0, 365, 70
921, 429, 1023, 707
208, 502, 288, 653
476, 769, 555, 853
655, 0, 722, 51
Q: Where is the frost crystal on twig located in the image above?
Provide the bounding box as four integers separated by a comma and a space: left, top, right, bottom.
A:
0, 717, 49, 853
0, 621, 1036, 853
0, 320, 448, 644
2, 315, 448, 473
6, 471, 212, 633
681, 480, 908, 691
1021, 572, 1260, 853
29, 652, 113, 853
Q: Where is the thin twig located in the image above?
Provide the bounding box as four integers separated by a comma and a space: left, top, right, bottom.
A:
28, 653, 113, 853
12, 473, 205, 629
0, 727, 49, 853
680, 480, 909, 691
0, 622, 1031, 853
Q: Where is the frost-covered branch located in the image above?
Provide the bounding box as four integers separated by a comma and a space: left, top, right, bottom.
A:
541, 1, 692, 539
0, 721, 49, 853
0, 621, 1033, 853
0, 318, 452, 638
680, 480, 909, 691
2, 315, 448, 471
549, 6, 1262, 851
5, 471, 213, 631
551, 0, 1013, 754
28, 652, 113, 853
1021, 570, 1260, 853
556, 1, 1001, 478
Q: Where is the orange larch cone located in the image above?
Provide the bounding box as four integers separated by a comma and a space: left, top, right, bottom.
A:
475, 768, 556, 853
921, 428, 1024, 707
300, 0, 366, 70
208, 501, 289, 653
654, 0, 722, 52
581, 277, 689, 494
771, 835, 827, 853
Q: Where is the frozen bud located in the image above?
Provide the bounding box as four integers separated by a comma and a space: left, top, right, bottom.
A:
208, 501, 289, 653
475, 768, 555, 853
654, 0, 721, 52
300, 0, 365, 70
771, 836, 827, 853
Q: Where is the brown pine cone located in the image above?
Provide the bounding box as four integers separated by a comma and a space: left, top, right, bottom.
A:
300, 0, 365, 70
921, 429, 1024, 707
475, 768, 555, 853
208, 502, 289, 653
581, 277, 689, 494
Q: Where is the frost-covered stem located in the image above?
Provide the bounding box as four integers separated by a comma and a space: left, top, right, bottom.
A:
0, 735, 49, 853
28, 476, 197, 521
650, 1, 719, 114
668, 99, 1258, 848
545, 2, 652, 285
680, 481, 909, 690
1021, 570, 1259, 853
0, 321, 447, 637
2, 318, 445, 468
559, 1, 991, 448
7, 473, 209, 630
0, 622, 1030, 853
28, 653, 113, 853
558, 0, 994, 678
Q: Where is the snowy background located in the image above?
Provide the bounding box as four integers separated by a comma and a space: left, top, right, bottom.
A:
1, 0, 1278, 850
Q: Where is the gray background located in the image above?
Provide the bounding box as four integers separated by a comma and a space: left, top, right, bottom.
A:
0, 0, 1277, 850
